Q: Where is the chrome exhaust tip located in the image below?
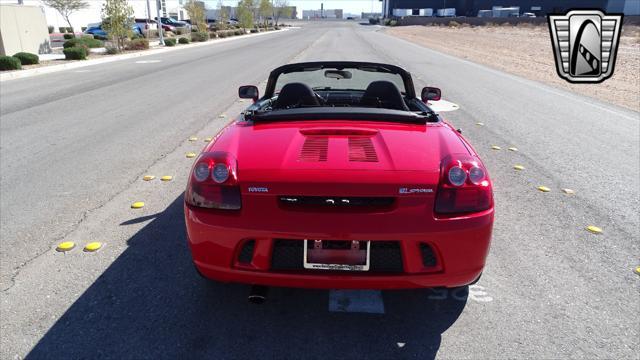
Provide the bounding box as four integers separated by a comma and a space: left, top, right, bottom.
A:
248, 285, 268, 304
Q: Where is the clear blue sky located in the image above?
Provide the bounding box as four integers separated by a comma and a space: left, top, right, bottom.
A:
206, 1, 383, 16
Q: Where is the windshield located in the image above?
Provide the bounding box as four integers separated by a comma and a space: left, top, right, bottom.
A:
274, 67, 406, 94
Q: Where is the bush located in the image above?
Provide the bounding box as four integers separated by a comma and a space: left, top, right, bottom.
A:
59, 27, 66, 33
63, 37, 103, 49
48, 26, 54, 34
12, 52, 39, 65
0, 56, 22, 71
209, 32, 217, 39
190, 32, 208, 42
105, 46, 119, 54
250, 29, 258, 33
81, 26, 87, 32
66, 27, 73, 33
235, 29, 244, 36
218, 31, 228, 38
175, 28, 185, 35
63, 33, 75, 39
125, 38, 149, 50
274, 26, 280, 30
164, 38, 176, 46
63, 46, 87, 60
448, 21, 460, 27
389, 20, 397, 26
178, 37, 190, 44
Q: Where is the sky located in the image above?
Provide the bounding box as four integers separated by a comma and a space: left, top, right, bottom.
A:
208, 0, 383, 16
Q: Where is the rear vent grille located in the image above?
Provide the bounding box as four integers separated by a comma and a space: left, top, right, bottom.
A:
299, 137, 328, 162
349, 137, 378, 162
420, 243, 437, 267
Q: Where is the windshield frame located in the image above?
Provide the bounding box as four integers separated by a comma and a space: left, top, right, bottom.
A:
263, 61, 417, 99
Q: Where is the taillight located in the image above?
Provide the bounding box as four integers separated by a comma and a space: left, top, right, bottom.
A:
185, 151, 241, 210
435, 154, 493, 215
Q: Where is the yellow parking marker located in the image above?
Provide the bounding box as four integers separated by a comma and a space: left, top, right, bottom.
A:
189, 136, 198, 141
186, 152, 196, 158
491, 145, 501, 150
537, 186, 551, 192
562, 188, 575, 194
634, 266, 640, 275
84, 242, 102, 252
508, 147, 518, 152
131, 201, 145, 209
513, 165, 525, 171
476, 122, 485, 126
142, 175, 155, 181
160, 175, 173, 181
586, 225, 602, 234
204, 137, 213, 142
56, 241, 75, 252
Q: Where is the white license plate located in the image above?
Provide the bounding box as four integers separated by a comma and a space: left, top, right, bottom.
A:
303, 240, 371, 271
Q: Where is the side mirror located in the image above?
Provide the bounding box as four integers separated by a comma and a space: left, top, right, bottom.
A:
239, 85, 259, 102
421, 87, 441, 102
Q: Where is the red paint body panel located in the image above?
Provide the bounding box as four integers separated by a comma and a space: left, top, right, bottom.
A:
185, 119, 494, 289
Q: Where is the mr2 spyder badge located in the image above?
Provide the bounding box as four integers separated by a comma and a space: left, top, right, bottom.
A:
399, 188, 433, 194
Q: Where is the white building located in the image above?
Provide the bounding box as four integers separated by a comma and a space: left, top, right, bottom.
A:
0, 0, 193, 31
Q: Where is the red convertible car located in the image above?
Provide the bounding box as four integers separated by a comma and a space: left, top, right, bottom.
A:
184, 62, 493, 294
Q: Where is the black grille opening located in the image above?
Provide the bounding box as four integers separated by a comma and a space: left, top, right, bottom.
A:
420, 243, 437, 267
370, 241, 403, 273
271, 240, 304, 270
238, 240, 255, 264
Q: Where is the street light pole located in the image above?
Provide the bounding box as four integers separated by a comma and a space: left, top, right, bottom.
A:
156, 0, 164, 45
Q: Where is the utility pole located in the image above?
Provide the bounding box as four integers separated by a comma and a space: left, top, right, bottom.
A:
156, 0, 164, 45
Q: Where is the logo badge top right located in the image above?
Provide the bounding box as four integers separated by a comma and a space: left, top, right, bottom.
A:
548, 10, 623, 83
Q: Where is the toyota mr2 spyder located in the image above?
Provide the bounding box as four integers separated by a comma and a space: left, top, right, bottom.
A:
184, 62, 493, 290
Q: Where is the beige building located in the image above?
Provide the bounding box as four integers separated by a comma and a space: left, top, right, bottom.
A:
0, 4, 50, 55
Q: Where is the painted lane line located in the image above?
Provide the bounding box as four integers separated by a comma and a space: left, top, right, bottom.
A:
135, 60, 161, 64
329, 290, 385, 314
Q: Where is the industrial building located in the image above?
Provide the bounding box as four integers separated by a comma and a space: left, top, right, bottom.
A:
302, 8, 343, 19
381, 0, 640, 17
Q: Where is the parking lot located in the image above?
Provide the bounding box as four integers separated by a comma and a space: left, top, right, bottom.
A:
1, 21, 639, 359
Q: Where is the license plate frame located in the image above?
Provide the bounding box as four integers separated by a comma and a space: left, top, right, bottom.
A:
303, 240, 371, 271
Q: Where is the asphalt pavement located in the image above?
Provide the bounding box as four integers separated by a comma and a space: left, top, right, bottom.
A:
0, 21, 638, 359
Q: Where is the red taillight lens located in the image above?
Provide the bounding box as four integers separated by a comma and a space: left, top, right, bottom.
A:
435, 154, 492, 215
185, 151, 241, 210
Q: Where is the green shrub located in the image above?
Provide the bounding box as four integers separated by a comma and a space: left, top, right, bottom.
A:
178, 37, 190, 44
12, 52, 39, 65
63, 37, 103, 49
235, 29, 244, 36
164, 38, 176, 46
48, 26, 54, 34
63, 46, 87, 60
0, 56, 22, 71
63, 33, 75, 39
190, 32, 208, 42
125, 38, 149, 50
389, 20, 397, 26
448, 21, 460, 27
105, 46, 119, 54
66, 27, 73, 33
209, 31, 217, 39
218, 31, 228, 38
59, 27, 66, 33
250, 29, 258, 33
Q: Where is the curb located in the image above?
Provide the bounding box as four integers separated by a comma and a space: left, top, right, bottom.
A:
1, 28, 292, 82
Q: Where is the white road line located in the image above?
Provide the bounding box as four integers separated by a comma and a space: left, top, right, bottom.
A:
135, 60, 161, 64
329, 289, 385, 314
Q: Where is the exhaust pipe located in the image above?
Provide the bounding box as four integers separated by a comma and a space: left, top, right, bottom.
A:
248, 285, 268, 304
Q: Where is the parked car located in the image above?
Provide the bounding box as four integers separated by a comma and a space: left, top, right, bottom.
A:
134, 18, 157, 33
184, 61, 494, 296
84, 22, 143, 40
521, 12, 537, 17
155, 17, 191, 31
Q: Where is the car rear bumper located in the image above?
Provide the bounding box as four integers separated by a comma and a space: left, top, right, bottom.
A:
185, 204, 493, 289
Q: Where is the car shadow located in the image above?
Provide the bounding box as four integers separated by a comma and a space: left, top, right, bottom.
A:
27, 195, 467, 359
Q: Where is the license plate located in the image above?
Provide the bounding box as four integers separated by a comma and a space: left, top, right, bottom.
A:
303, 240, 370, 271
